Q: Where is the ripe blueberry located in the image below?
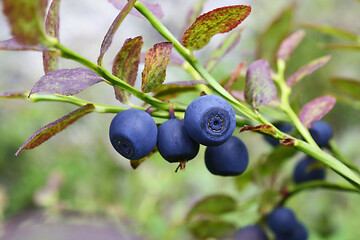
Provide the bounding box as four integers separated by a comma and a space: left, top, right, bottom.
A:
266, 207, 298, 235
264, 122, 293, 146
233, 225, 268, 240
204, 136, 249, 176
309, 121, 332, 148
293, 156, 326, 184
109, 109, 157, 160
157, 119, 200, 163
184, 95, 236, 146
275, 222, 308, 240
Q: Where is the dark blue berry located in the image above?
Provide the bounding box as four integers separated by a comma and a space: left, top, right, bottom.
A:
275, 222, 308, 240
205, 136, 248, 176
157, 119, 199, 163
266, 207, 298, 235
309, 121, 332, 148
233, 225, 268, 240
109, 109, 157, 160
293, 156, 326, 184
184, 95, 236, 146
264, 123, 293, 146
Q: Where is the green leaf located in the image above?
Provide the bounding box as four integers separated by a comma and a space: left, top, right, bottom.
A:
301, 23, 359, 42
205, 29, 243, 72
43, 0, 60, 73
323, 44, 360, 51
287, 55, 331, 87
257, 4, 294, 63
112, 36, 143, 103
15, 104, 95, 156
332, 77, 360, 100
187, 194, 237, 220
153, 80, 206, 100
2, 0, 49, 45
245, 59, 277, 109
182, 5, 251, 51
299, 95, 336, 128
261, 146, 298, 175
141, 42, 173, 93
277, 30, 305, 61
189, 219, 236, 239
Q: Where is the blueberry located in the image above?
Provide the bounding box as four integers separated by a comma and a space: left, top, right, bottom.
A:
109, 109, 157, 160
264, 123, 293, 146
266, 207, 298, 235
184, 95, 236, 146
233, 225, 268, 240
293, 156, 326, 184
309, 121, 332, 148
275, 222, 308, 240
205, 136, 249, 176
157, 119, 200, 163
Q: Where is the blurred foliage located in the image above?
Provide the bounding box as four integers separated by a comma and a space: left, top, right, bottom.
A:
1, 0, 360, 240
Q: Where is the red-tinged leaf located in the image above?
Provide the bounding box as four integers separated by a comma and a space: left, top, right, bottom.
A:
230, 90, 245, 102
277, 30, 305, 61
224, 62, 246, 91
112, 36, 143, 103
257, 5, 294, 63
301, 23, 359, 42
43, 0, 61, 74
182, 5, 251, 51
142, 42, 173, 93
0, 91, 27, 99
240, 124, 276, 136
331, 77, 360, 100
15, 104, 95, 156
280, 137, 295, 147
98, 0, 137, 65
245, 59, 277, 109
299, 95, 336, 128
29, 68, 104, 96
108, 0, 164, 19
153, 80, 206, 100
2, 0, 48, 45
205, 29, 243, 72
0, 38, 49, 51
287, 55, 331, 86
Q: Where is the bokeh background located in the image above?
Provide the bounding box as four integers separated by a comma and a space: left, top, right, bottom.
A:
0, 0, 360, 239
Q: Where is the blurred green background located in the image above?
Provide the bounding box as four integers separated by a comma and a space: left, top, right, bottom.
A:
0, 0, 360, 239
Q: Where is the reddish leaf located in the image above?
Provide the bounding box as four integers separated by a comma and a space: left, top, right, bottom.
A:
98, 0, 137, 65
323, 44, 360, 51
15, 104, 95, 156
43, 0, 61, 73
299, 95, 336, 128
112, 36, 143, 103
109, 0, 164, 19
245, 59, 277, 109
224, 62, 246, 91
29, 68, 104, 96
277, 30, 305, 61
0, 38, 49, 51
205, 29, 243, 72
2, 0, 48, 45
153, 80, 206, 100
240, 124, 276, 136
287, 55, 331, 87
182, 5, 251, 51
142, 42, 173, 93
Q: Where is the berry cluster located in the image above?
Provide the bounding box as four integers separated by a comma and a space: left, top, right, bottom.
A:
109, 95, 249, 176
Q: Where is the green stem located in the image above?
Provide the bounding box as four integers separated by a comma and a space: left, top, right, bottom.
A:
328, 139, 360, 174
274, 60, 319, 148
295, 140, 360, 190
280, 180, 358, 205
53, 42, 187, 112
